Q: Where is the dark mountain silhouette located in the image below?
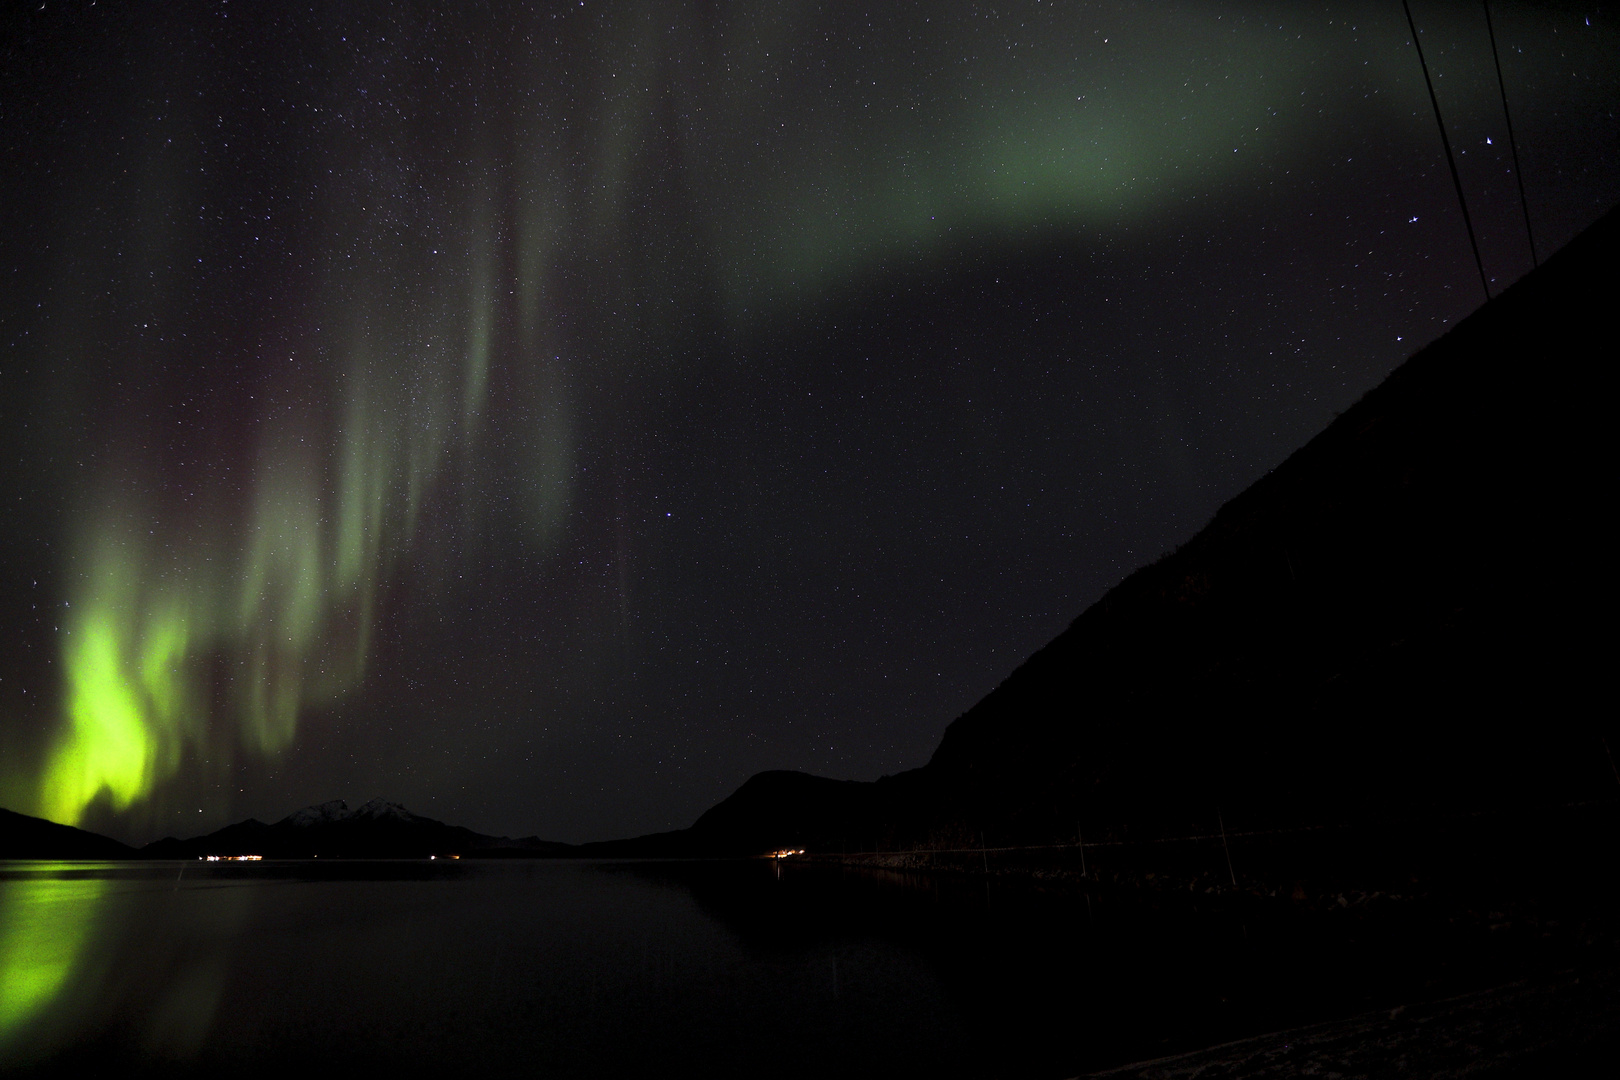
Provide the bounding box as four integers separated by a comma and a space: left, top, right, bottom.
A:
567, 771, 886, 857
139, 798, 575, 859
0, 806, 137, 859
6, 206, 1614, 865
624, 200, 1619, 859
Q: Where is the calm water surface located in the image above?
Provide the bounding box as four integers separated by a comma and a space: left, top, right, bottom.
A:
0, 858, 1564, 1078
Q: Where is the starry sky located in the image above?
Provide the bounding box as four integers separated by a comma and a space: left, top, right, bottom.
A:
1, 1, 1616, 845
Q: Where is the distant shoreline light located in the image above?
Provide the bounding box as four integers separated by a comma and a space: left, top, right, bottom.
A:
200, 855, 262, 861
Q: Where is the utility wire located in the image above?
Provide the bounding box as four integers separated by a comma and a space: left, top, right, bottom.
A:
1403, 0, 1492, 303
1483, 0, 1539, 267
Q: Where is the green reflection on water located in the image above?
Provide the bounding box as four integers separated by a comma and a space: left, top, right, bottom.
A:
0, 872, 108, 1052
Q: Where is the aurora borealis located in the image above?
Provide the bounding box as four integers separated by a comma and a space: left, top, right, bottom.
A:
3, 1, 1618, 845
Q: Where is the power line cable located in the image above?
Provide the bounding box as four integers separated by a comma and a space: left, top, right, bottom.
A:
1402, 0, 1492, 303
1482, 0, 1539, 267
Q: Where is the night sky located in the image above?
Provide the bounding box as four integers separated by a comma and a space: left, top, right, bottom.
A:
1, 1, 1616, 845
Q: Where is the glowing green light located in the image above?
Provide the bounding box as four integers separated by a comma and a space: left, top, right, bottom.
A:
37, 285, 490, 821
41, 610, 155, 826
29, 0, 1515, 832
0, 875, 107, 1049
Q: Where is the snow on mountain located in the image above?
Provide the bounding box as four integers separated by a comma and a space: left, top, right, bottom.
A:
281, 799, 352, 827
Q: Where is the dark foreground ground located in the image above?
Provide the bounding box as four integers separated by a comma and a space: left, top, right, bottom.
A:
789, 801, 1620, 1079
1089, 969, 1620, 1079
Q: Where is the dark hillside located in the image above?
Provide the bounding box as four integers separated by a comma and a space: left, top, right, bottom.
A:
139, 798, 577, 859
690, 201, 1618, 857
0, 807, 135, 859
917, 200, 1616, 846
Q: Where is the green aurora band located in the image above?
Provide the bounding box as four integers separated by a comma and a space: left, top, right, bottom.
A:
40, 309, 491, 824
22, 2, 1512, 825
5, 1, 1613, 1057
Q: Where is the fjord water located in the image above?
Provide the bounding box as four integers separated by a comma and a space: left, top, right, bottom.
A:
0, 859, 1578, 1078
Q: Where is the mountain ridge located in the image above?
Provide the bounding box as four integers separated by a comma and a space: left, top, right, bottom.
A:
6, 202, 1615, 864
0, 806, 137, 859
136, 797, 577, 859
620, 196, 1620, 858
